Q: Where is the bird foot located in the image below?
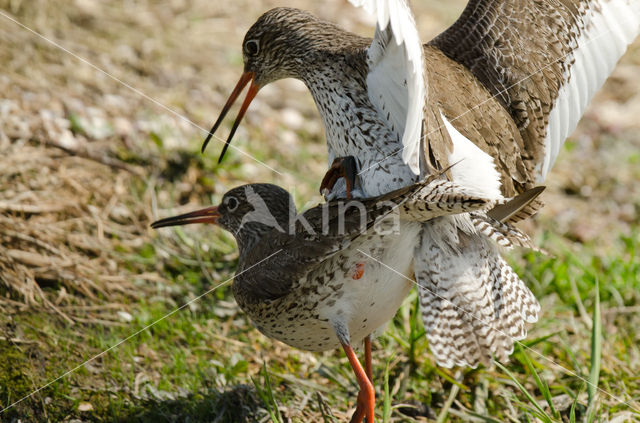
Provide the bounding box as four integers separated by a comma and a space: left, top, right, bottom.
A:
343, 341, 376, 423
320, 156, 360, 200
350, 383, 376, 423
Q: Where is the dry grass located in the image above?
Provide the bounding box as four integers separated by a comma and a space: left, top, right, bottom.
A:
0, 139, 151, 319
0, 77, 155, 321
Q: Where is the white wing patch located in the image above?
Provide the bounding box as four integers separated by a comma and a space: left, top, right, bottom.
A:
350, 0, 425, 175
442, 114, 503, 201
539, 0, 640, 180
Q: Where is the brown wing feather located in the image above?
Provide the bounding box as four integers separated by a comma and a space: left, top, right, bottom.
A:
428, 0, 584, 181
234, 183, 416, 302
423, 46, 534, 197
487, 186, 546, 223
235, 200, 393, 302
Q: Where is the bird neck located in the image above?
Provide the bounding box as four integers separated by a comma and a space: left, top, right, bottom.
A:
235, 225, 264, 258
299, 46, 390, 157
283, 38, 367, 87
234, 214, 293, 260
286, 18, 370, 69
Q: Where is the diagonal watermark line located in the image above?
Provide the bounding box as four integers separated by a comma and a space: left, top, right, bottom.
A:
356, 12, 639, 178
0, 248, 284, 414
356, 248, 640, 414
0, 9, 283, 176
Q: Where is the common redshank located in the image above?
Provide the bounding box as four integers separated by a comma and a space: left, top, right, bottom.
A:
152, 174, 543, 422
204, 0, 639, 196
201, 0, 639, 369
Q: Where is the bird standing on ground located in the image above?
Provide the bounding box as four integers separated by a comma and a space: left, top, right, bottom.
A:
202, 0, 639, 366
152, 174, 543, 423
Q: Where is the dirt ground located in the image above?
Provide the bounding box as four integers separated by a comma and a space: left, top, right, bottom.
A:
1, 0, 639, 421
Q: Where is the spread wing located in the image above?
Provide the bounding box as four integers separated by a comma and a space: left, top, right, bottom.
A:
350, 0, 425, 174
431, 0, 640, 182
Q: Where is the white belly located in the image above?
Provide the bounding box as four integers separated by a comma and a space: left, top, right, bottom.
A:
316, 221, 421, 346
247, 222, 420, 352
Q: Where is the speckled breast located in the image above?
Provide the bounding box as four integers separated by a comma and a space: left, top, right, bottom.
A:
245, 221, 421, 352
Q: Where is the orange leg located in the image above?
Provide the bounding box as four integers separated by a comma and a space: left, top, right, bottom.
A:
343, 342, 375, 423
364, 335, 373, 383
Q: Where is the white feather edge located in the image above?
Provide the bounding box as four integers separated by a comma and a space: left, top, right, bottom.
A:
538, 0, 640, 181
350, 0, 425, 175
441, 113, 503, 201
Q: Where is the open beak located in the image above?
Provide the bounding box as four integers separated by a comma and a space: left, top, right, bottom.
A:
151, 206, 220, 229
201, 71, 260, 163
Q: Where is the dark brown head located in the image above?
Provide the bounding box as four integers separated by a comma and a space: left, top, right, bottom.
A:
241, 8, 330, 86
201, 7, 363, 161
151, 183, 294, 252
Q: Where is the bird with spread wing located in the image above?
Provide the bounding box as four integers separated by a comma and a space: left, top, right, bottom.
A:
196, 0, 639, 420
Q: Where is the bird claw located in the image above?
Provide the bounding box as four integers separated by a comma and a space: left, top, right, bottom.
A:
350, 387, 376, 423
343, 341, 376, 423
320, 156, 360, 200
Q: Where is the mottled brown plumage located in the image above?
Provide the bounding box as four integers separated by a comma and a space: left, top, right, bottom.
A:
206, 0, 638, 199
196, 1, 638, 419
152, 173, 522, 422
422, 46, 532, 198
430, 0, 639, 179
430, 0, 582, 171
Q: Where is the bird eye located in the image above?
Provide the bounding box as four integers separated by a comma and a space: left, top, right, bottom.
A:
225, 196, 239, 211
244, 39, 259, 56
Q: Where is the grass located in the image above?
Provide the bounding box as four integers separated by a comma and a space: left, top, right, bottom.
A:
587, 279, 602, 422
493, 278, 607, 423
2, 128, 639, 421
252, 363, 285, 423
5, 230, 639, 421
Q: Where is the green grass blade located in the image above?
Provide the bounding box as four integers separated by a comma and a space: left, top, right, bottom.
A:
251, 362, 283, 423
437, 375, 461, 423
434, 368, 469, 390
520, 332, 560, 349
561, 342, 585, 377
587, 279, 602, 412
386, 331, 410, 349
569, 387, 581, 423
586, 280, 602, 423
382, 357, 392, 423
408, 294, 423, 365
515, 344, 558, 418
495, 361, 554, 423
510, 397, 550, 422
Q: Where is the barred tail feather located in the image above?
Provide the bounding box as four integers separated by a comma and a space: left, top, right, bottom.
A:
470, 213, 545, 253
401, 179, 492, 222
415, 217, 540, 368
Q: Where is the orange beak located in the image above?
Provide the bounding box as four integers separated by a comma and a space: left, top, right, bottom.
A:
201, 71, 260, 163
151, 206, 221, 229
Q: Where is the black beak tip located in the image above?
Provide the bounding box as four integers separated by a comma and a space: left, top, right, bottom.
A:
150, 218, 175, 229
217, 142, 232, 164
201, 135, 213, 154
